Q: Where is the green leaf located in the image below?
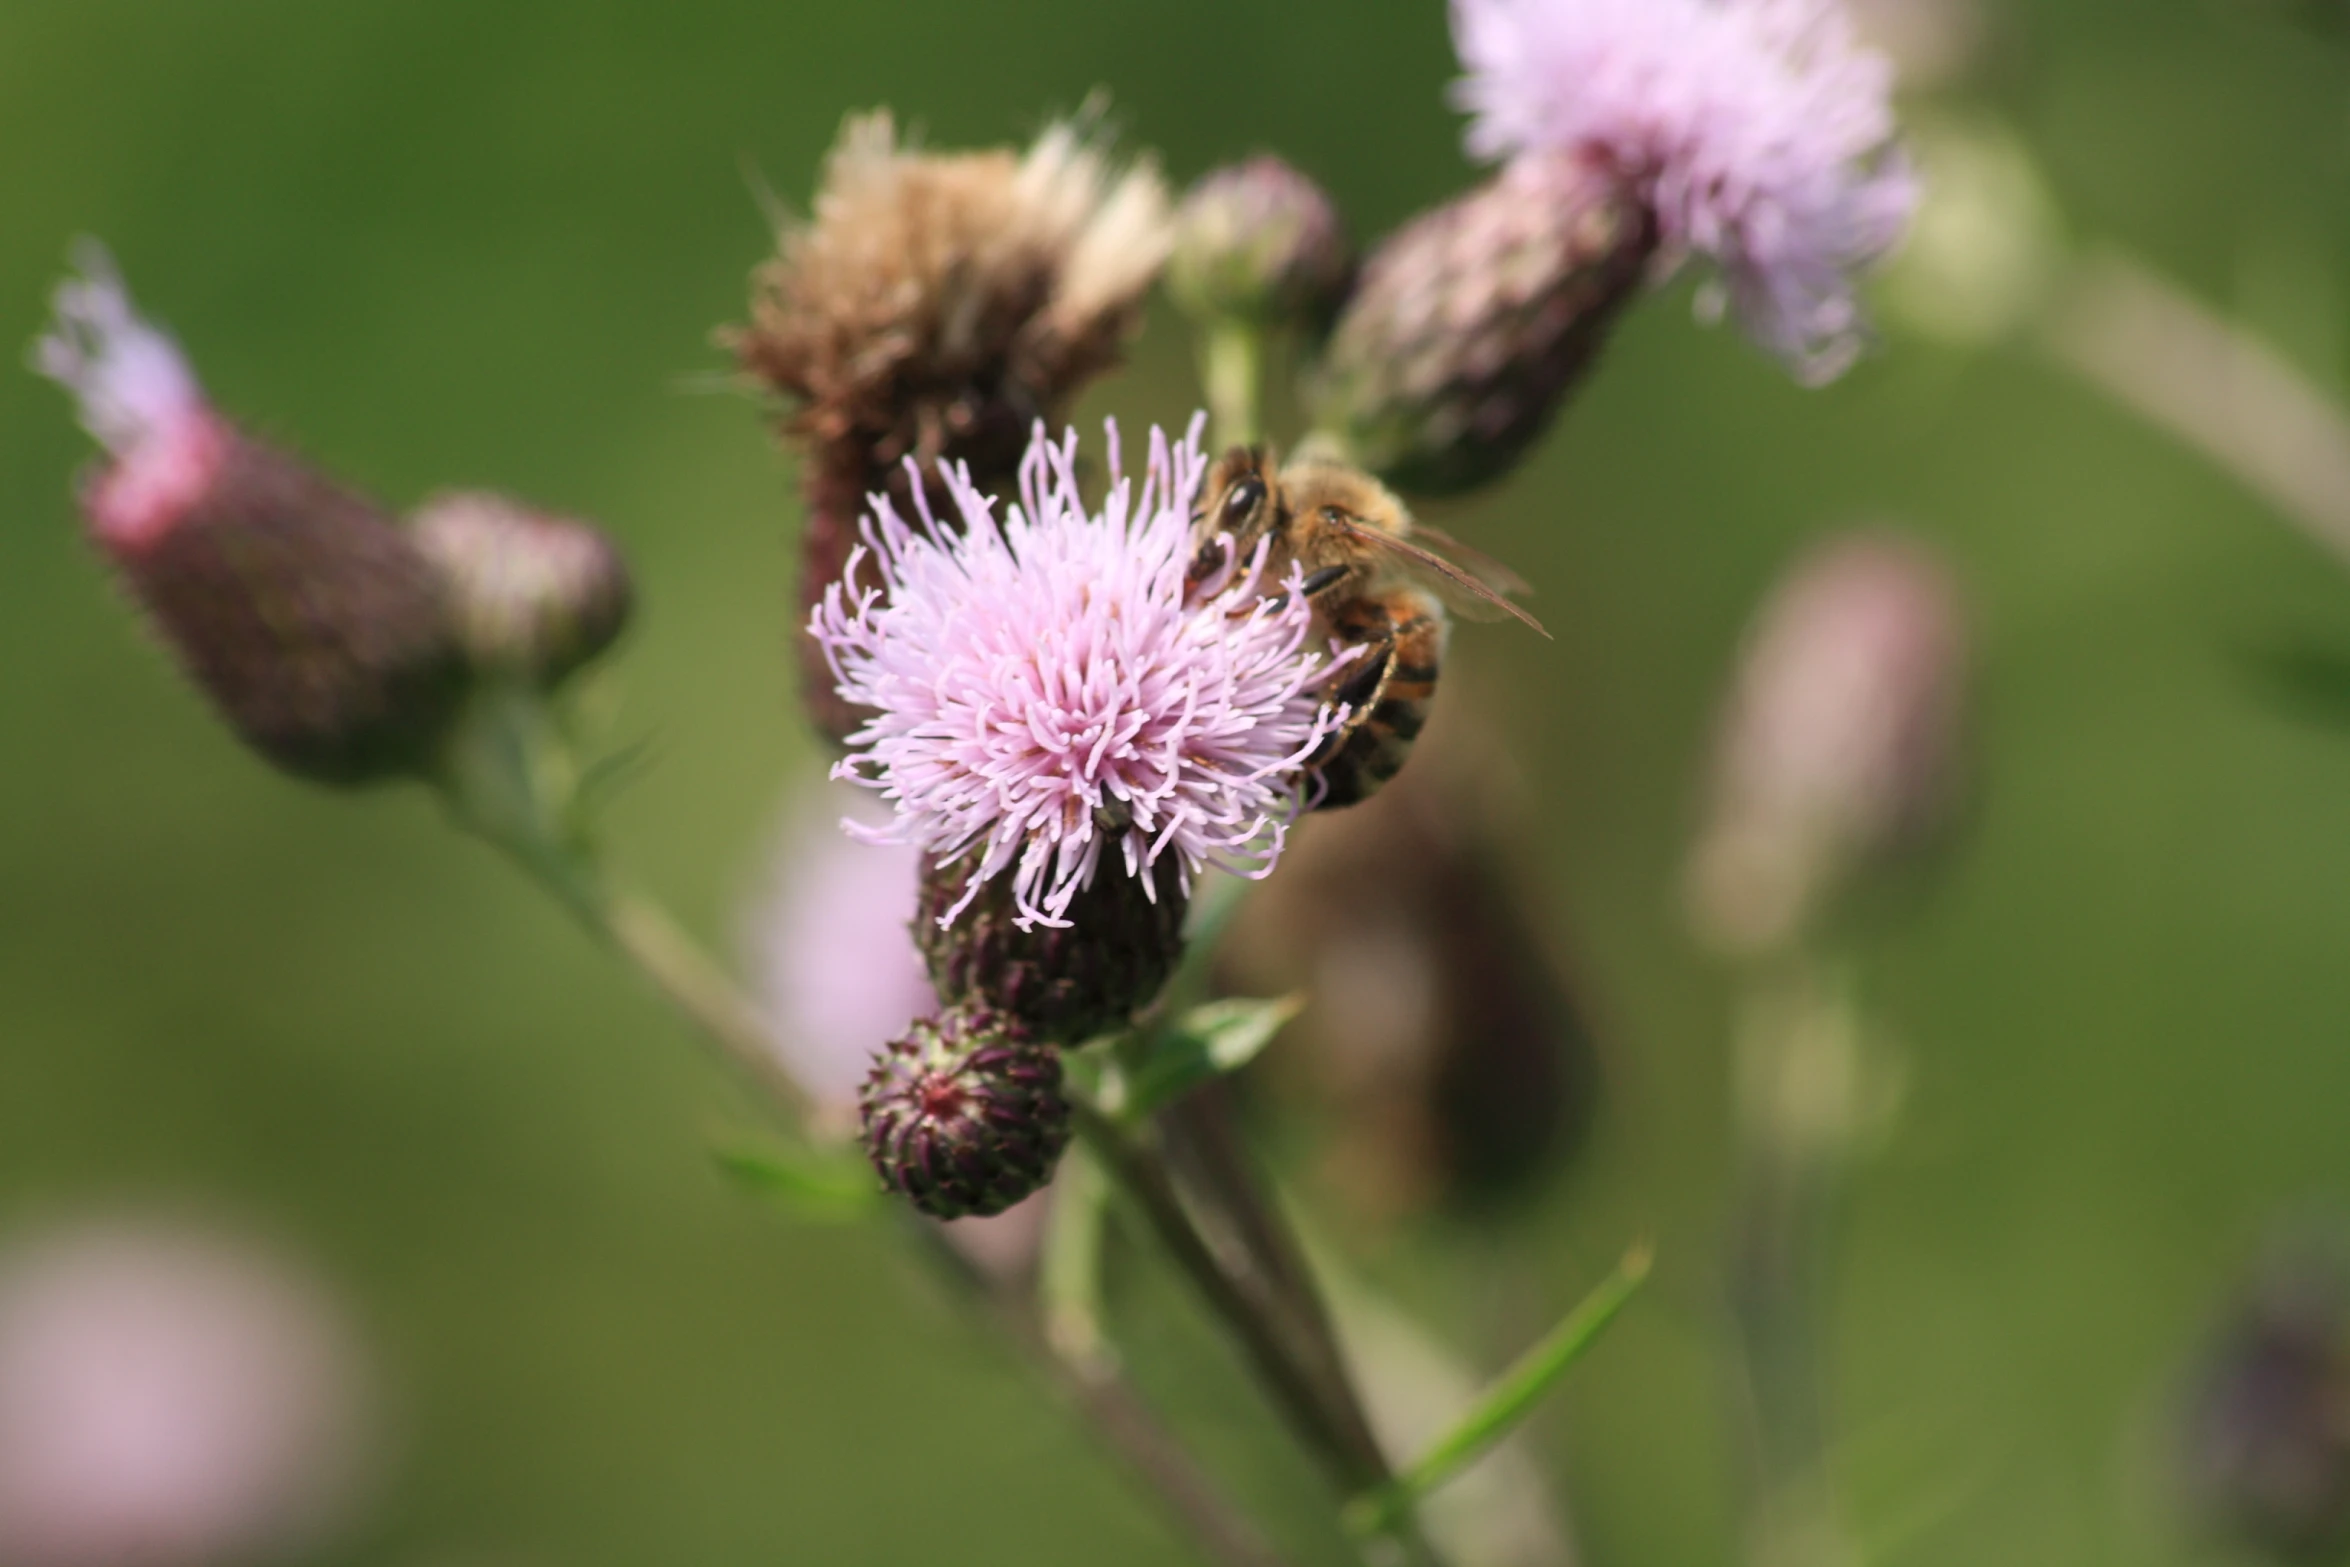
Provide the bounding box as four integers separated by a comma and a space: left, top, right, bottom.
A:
1345, 1243, 1652, 1540
714, 1143, 882, 1222
1114, 993, 1304, 1124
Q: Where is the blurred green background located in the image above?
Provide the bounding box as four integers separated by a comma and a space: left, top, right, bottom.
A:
5, 0, 2350, 1562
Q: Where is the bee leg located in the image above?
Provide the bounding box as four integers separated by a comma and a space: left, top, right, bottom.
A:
1265, 563, 1354, 612
1308, 634, 1397, 771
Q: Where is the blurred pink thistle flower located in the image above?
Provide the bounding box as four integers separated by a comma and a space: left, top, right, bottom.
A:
811, 419, 1349, 931
0, 1223, 369, 1567
746, 785, 936, 1118
1450, 0, 1916, 381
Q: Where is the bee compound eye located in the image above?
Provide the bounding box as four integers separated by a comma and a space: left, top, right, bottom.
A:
1224, 478, 1266, 523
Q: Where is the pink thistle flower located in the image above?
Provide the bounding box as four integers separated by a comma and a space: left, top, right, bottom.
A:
0, 1222, 370, 1567
1449, 0, 1917, 382
32, 244, 226, 552
811, 418, 1350, 932
745, 784, 937, 1119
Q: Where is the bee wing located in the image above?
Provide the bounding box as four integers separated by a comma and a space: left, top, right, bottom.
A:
1323, 516, 1551, 638
1407, 524, 1535, 599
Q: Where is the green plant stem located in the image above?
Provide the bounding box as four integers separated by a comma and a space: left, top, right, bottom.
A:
1041, 1141, 1113, 1366
1070, 1098, 1440, 1567
1729, 958, 1863, 1567
1203, 318, 1266, 451
919, 1226, 1294, 1567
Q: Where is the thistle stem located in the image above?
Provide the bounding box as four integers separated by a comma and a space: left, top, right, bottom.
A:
1071, 1098, 1441, 1567
1729, 957, 1864, 1567
1203, 318, 1266, 451
921, 1226, 1295, 1567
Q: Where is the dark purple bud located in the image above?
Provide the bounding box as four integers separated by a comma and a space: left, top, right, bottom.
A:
916, 854, 1187, 1045
860, 1005, 1071, 1219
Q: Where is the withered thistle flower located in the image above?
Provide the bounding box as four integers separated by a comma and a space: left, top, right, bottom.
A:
811, 420, 1347, 937
733, 112, 1171, 740
33, 249, 464, 784
1167, 156, 1354, 333
409, 491, 632, 686
1686, 532, 1966, 958
860, 1005, 1071, 1219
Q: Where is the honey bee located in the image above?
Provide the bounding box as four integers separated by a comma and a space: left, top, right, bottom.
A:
1189, 444, 1546, 809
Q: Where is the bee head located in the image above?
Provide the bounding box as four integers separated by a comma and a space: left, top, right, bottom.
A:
1188, 444, 1283, 582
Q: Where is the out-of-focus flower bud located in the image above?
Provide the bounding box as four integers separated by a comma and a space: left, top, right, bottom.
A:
1220, 699, 1596, 1220
2183, 1250, 2350, 1561
861, 1004, 1071, 1219
1687, 532, 1968, 960
33, 249, 464, 785
730, 111, 1171, 743
744, 786, 937, 1138
408, 492, 631, 686
1167, 156, 1353, 332
916, 852, 1187, 1046
1878, 115, 2064, 349
0, 1221, 371, 1567
1305, 151, 1653, 496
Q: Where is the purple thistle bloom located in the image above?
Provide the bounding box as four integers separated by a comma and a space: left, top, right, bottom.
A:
811, 418, 1349, 932
1450, 0, 1917, 382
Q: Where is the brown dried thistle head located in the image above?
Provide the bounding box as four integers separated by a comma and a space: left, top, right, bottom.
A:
735, 109, 1170, 475
730, 109, 1171, 741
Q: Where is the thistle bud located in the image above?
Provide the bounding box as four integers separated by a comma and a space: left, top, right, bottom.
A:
2184, 1249, 2350, 1560
33, 250, 462, 785
1686, 533, 1968, 960
916, 854, 1188, 1045
1304, 151, 1653, 496
859, 1005, 1071, 1219
408, 491, 632, 686
1167, 156, 1353, 332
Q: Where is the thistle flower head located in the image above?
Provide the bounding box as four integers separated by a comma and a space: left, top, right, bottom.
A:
32, 248, 464, 785
32, 244, 223, 552
1168, 156, 1355, 330
409, 491, 633, 685
1687, 530, 1966, 957
861, 1005, 1071, 1220
1450, 0, 1916, 381
746, 786, 937, 1120
737, 110, 1170, 467
0, 1223, 369, 1567
812, 418, 1349, 932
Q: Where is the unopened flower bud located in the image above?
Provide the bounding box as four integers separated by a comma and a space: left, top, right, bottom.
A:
409, 491, 632, 686
1687, 532, 1968, 959
2184, 1248, 2350, 1561
1167, 156, 1353, 332
33, 249, 462, 784
860, 1004, 1071, 1219
1305, 152, 1653, 496
917, 853, 1188, 1045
